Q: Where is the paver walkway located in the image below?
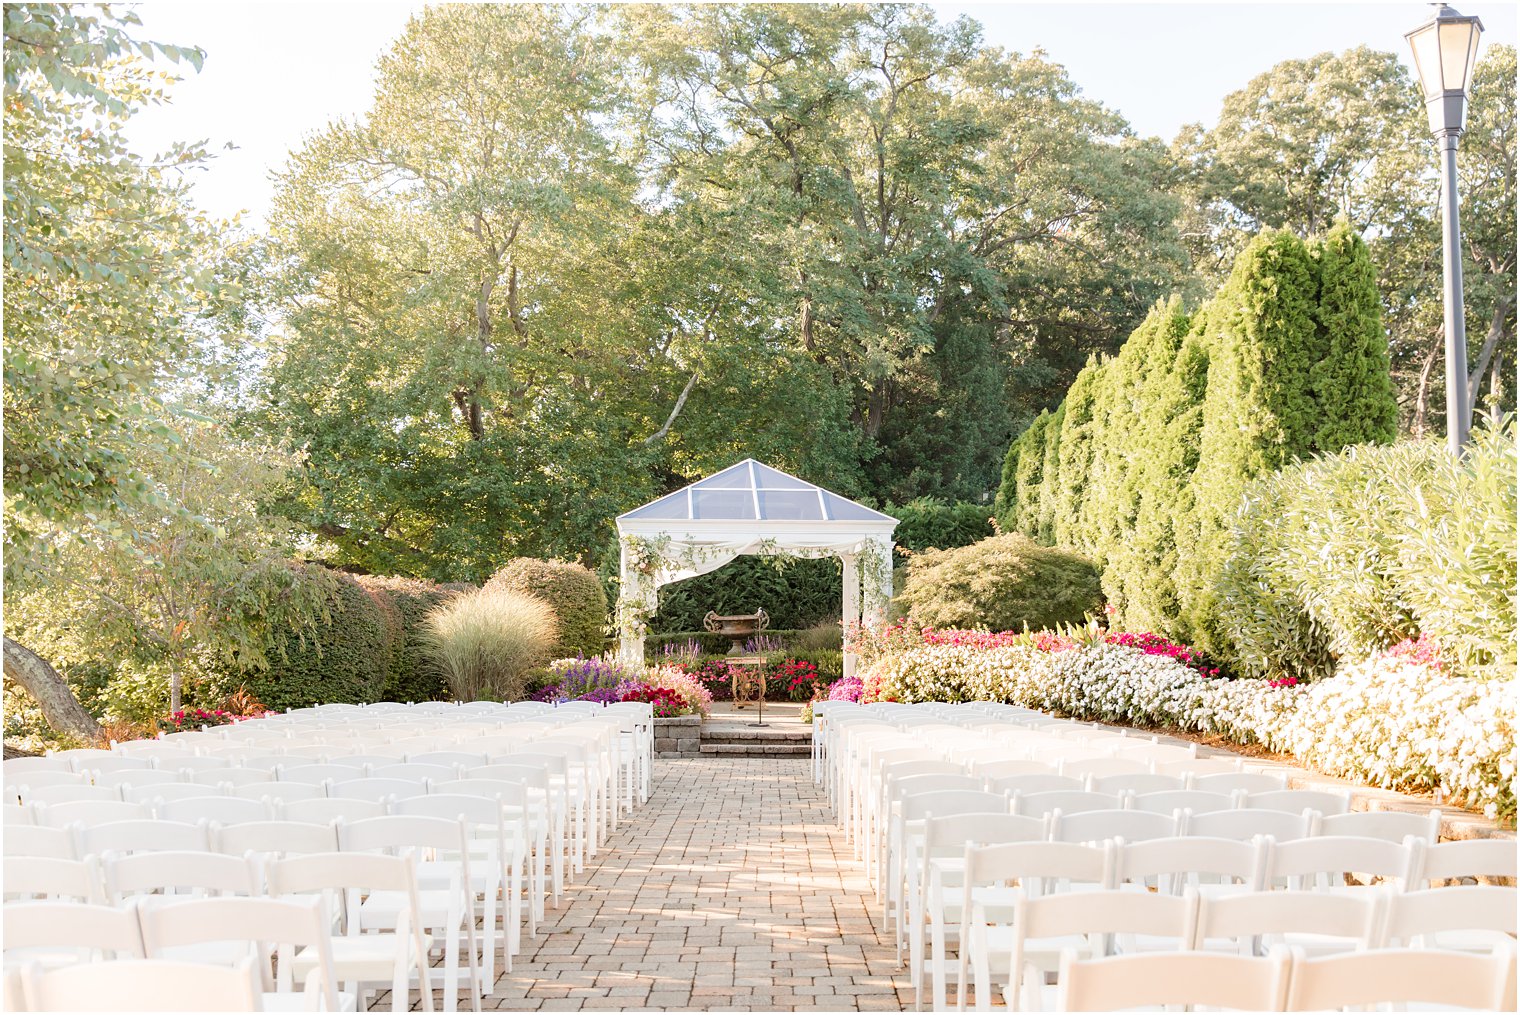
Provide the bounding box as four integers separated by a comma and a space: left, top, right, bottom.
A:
484, 757, 911, 1012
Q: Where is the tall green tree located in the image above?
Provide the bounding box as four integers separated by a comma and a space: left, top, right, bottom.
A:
2, 5, 244, 739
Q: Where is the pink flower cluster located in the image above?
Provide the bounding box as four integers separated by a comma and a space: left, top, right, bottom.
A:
1381, 634, 1447, 674
1104, 632, 1222, 679
1268, 676, 1300, 689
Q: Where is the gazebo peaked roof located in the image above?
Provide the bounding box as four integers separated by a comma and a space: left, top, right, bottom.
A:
617, 459, 894, 526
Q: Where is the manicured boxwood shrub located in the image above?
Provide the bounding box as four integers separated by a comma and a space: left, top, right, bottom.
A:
882, 498, 994, 552
897, 533, 1103, 632
485, 558, 607, 658
650, 554, 842, 633
354, 575, 456, 701
245, 569, 392, 711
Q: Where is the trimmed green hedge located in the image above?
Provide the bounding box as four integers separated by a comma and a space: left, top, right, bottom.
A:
353, 575, 454, 701
245, 570, 391, 710
485, 558, 607, 658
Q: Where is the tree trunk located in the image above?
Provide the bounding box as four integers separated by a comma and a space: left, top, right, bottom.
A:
3, 637, 103, 744
1466, 296, 1514, 418
1412, 334, 1441, 438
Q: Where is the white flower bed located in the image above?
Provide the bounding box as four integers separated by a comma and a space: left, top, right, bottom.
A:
866, 642, 1517, 819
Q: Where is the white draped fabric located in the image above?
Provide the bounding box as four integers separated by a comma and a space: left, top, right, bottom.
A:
614, 460, 897, 677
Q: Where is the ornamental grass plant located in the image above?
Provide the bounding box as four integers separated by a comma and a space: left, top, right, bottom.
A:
424, 588, 558, 701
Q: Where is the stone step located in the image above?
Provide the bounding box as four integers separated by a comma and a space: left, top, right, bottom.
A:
698, 742, 812, 756
700, 726, 812, 742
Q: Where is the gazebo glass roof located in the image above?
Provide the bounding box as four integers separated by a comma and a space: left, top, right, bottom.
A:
618, 460, 894, 523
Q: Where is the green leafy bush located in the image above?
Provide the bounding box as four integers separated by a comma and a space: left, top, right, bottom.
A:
354, 575, 456, 701
651, 555, 842, 632
897, 533, 1103, 632
1216, 423, 1516, 681
424, 588, 558, 701
485, 558, 607, 658
881, 499, 993, 553
246, 570, 391, 711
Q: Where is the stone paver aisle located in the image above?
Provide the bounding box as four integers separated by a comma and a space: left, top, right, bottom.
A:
485, 758, 911, 1012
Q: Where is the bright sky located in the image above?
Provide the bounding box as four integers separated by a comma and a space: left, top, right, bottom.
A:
125, 1, 1518, 228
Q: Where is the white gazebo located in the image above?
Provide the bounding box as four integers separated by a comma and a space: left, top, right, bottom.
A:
614, 459, 897, 678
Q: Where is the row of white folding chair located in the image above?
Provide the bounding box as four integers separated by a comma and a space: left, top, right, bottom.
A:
954, 887, 1513, 1015
6, 760, 566, 914
908, 821, 1506, 1009
1055, 941, 1518, 1013
5, 857, 438, 1012
947, 837, 1517, 1012
5, 819, 499, 1011
12, 781, 544, 941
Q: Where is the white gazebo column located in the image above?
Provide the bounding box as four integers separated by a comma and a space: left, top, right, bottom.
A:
616, 543, 648, 667
841, 552, 861, 678
861, 537, 894, 630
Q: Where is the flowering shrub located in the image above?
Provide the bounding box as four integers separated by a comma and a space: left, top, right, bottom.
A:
531, 656, 641, 703
1105, 632, 1224, 679
618, 683, 689, 718
774, 658, 823, 697
865, 640, 1516, 819
155, 708, 270, 733
1383, 634, 1448, 675
642, 665, 713, 717
827, 676, 864, 703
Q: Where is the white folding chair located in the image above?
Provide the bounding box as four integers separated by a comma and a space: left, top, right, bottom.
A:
1055, 946, 1290, 1012
266, 851, 435, 1013
280, 763, 368, 786
2, 756, 72, 776
34, 799, 149, 827
1013, 790, 1122, 820
103, 850, 262, 905
232, 781, 326, 805
79, 819, 210, 856
281, 798, 387, 825
1191, 770, 1286, 794
1131, 790, 1236, 819
1089, 773, 1186, 796
1244, 788, 1350, 818
957, 840, 1115, 1010
158, 796, 272, 825
996, 889, 1196, 1012
1264, 834, 1419, 892
138, 895, 353, 1011
122, 783, 224, 806
192, 767, 277, 789
21, 783, 120, 805
1186, 807, 1312, 842
1051, 809, 1178, 844
20, 956, 263, 1011
340, 815, 485, 1012
329, 778, 426, 805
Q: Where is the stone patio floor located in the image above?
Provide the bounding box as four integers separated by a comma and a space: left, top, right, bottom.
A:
471, 757, 909, 1012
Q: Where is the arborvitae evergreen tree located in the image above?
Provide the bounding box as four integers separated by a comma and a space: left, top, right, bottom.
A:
992, 430, 1022, 533
1050, 359, 1105, 551
1177, 229, 1322, 654
1035, 402, 1066, 544
1012, 410, 1052, 539
1311, 220, 1399, 452
1097, 298, 1196, 630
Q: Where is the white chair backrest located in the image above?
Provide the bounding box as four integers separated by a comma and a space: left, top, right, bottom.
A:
1191, 771, 1286, 795
1089, 773, 1187, 796
84, 770, 174, 790
1062, 758, 1151, 782
1056, 946, 1290, 1012
280, 797, 386, 825
1052, 808, 1178, 844
1191, 890, 1382, 951
327, 777, 423, 803
986, 773, 1085, 797
3, 756, 72, 775
2, 824, 78, 859
24, 784, 120, 805
4, 855, 100, 901
21, 956, 263, 1011
103, 850, 260, 902
963, 840, 1113, 895
1115, 835, 1264, 893
157, 796, 271, 826
1131, 789, 1236, 816
213, 819, 340, 858
79, 819, 210, 856
1186, 808, 1311, 842
277, 762, 366, 785
1014, 790, 1122, 819
1319, 808, 1441, 845
230, 780, 325, 804
121, 783, 223, 807
1380, 886, 1518, 946
1244, 788, 1349, 816
1283, 942, 1516, 1012
2, 899, 145, 957
189, 767, 275, 788
1418, 838, 1519, 885
1264, 834, 1418, 890
35, 799, 149, 827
